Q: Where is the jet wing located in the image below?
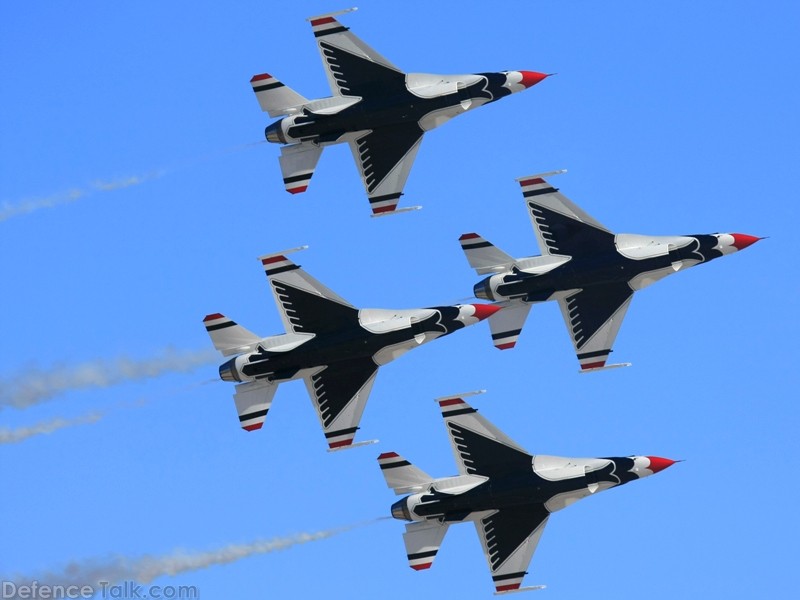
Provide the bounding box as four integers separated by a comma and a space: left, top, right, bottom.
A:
347, 126, 424, 215
303, 357, 379, 450
259, 249, 359, 335
517, 171, 615, 257
436, 393, 532, 478
556, 283, 634, 371
308, 9, 405, 98
474, 505, 550, 593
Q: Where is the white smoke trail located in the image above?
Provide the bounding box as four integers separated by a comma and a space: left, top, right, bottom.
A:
0, 171, 164, 222
0, 348, 219, 410
0, 412, 104, 445
1, 141, 267, 224
3, 520, 383, 596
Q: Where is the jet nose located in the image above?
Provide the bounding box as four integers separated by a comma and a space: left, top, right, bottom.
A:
646, 456, 677, 474
502, 71, 550, 93
518, 70, 550, 88
730, 233, 762, 251
466, 303, 503, 322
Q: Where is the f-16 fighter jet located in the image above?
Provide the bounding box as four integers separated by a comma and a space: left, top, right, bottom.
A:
380, 391, 677, 593
460, 170, 761, 372
250, 8, 548, 216
203, 248, 500, 451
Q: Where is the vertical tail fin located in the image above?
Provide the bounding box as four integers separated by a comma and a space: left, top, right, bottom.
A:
251, 73, 308, 117
459, 233, 515, 274
378, 452, 432, 494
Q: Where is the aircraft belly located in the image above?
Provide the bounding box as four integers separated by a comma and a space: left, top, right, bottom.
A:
372, 336, 423, 365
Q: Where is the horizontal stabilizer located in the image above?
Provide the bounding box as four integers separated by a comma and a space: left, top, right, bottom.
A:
233, 380, 278, 431
403, 520, 449, 571
203, 313, 262, 356
459, 233, 516, 274
250, 73, 308, 117
378, 452, 432, 494
488, 302, 532, 350
279, 143, 323, 195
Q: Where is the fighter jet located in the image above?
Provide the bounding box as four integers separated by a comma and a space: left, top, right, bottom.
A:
203, 247, 500, 451
380, 391, 677, 593
250, 8, 548, 216
460, 170, 761, 371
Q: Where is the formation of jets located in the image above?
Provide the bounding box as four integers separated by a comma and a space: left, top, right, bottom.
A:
203, 8, 760, 593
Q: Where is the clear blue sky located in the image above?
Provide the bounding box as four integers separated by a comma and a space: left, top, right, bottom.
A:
1, 1, 798, 598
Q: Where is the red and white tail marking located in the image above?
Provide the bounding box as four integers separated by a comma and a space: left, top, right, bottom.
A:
493, 331, 520, 350
378, 451, 405, 468
250, 72, 278, 88
284, 175, 312, 195
203, 313, 232, 332
326, 429, 356, 450
233, 380, 276, 433
258, 248, 305, 278
408, 555, 435, 571
369, 193, 401, 215
518, 176, 552, 195
250, 73, 307, 117
494, 576, 525, 593
203, 313, 261, 356
310, 16, 339, 32
436, 390, 485, 417
516, 170, 566, 196
579, 356, 608, 371
377, 452, 431, 494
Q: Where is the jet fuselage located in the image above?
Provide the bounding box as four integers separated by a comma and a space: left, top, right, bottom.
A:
395, 456, 646, 523
220, 305, 479, 383
266, 72, 522, 146
475, 233, 727, 302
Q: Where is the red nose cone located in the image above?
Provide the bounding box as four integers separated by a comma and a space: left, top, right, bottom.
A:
470, 303, 503, 321
731, 233, 761, 251
646, 456, 676, 473
519, 71, 549, 88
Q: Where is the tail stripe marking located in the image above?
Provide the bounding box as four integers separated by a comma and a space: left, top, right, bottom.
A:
239, 409, 269, 422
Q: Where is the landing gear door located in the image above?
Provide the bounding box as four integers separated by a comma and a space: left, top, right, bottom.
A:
585, 466, 599, 494
457, 82, 472, 110
668, 243, 684, 272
